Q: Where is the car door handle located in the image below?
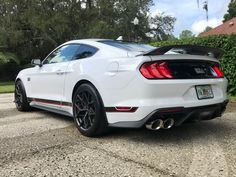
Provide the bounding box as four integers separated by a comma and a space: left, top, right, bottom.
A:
56, 70, 64, 75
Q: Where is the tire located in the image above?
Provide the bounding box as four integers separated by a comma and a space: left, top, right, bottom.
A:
15, 80, 31, 112
72, 83, 108, 137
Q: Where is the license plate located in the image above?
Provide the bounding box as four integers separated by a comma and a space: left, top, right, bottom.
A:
195, 85, 214, 100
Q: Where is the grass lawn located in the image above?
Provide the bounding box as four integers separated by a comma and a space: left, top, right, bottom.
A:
0, 81, 15, 94
229, 96, 236, 102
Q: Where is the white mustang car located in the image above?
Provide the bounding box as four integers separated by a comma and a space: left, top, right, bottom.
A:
15, 39, 228, 137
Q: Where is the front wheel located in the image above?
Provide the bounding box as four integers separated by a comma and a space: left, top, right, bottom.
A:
72, 84, 108, 137
15, 80, 31, 112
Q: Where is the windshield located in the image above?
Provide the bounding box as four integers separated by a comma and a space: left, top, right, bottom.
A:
98, 40, 156, 52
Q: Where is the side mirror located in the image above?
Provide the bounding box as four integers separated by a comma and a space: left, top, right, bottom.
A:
31, 59, 42, 67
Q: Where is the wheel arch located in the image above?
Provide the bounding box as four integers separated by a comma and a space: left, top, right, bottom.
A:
15, 78, 22, 83
72, 79, 108, 136
15, 77, 29, 98
71, 79, 107, 121
72, 79, 103, 104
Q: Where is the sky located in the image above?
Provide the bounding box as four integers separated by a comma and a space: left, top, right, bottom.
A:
151, 0, 231, 37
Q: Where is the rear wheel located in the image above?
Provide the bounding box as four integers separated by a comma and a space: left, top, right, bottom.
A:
73, 84, 108, 137
15, 80, 31, 112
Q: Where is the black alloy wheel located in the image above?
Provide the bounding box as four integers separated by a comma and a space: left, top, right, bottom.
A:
73, 84, 107, 137
74, 90, 96, 130
15, 80, 31, 111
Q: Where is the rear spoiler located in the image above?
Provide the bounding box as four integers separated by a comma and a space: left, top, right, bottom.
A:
143, 45, 224, 59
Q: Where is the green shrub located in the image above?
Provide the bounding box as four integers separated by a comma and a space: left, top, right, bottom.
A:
150, 35, 236, 96
0, 51, 19, 64
0, 62, 30, 82
0, 62, 20, 81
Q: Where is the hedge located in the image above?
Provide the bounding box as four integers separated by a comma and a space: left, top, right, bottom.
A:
0, 62, 31, 82
0, 62, 21, 81
150, 34, 236, 96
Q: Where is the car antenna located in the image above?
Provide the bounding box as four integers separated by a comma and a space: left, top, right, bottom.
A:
116, 36, 123, 41
115, 36, 139, 44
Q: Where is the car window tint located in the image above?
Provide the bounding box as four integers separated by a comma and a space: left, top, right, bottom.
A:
45, 44, 80, 64
73, 44, 98, 60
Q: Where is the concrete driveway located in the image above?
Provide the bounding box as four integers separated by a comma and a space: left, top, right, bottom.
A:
0, 93, 236, 177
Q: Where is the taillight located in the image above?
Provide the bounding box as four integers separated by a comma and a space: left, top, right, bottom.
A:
140, 62, 173, 79
211, 65, 224, 78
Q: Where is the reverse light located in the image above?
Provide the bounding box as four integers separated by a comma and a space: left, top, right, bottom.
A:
211, 65, 224, 78
140, 62, 173, 79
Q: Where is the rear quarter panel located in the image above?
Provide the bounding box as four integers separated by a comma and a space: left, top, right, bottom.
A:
63, 55, 148, 106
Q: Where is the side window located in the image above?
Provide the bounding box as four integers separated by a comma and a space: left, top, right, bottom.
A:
44, 44, 80, 64
73, 44, 98, 60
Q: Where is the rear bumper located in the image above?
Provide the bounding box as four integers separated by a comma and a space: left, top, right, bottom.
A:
109, 100, 228, 128
104, 77, 228, 124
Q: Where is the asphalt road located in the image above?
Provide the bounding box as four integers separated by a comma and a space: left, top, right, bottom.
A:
0, 93, 236, 177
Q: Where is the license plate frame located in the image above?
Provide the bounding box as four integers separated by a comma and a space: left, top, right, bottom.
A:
195, 85, 214, 100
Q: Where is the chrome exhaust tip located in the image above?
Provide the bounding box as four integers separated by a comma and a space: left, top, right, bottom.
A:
145, 119, 163, 130
163, 119, 175, 129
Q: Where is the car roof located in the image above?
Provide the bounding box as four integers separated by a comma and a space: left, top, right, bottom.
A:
63, 39, 154, 55
62, 39, 130, 58
67, 39, 112, 43
63, 39, 115, 47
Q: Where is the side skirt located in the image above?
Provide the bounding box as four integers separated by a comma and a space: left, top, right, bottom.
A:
31, 104, 73, 117
28, 97, 73, 117
28, 97, 72, 107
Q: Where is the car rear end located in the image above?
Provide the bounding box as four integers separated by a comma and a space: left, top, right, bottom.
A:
138, 54, 228, 129
104, 44, 228, 130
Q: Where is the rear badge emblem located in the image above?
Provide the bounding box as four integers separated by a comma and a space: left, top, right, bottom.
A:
194, 68, 205, 74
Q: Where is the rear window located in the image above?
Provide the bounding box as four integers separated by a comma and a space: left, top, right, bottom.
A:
99, 40, 155, 52
73, 44, 98, 60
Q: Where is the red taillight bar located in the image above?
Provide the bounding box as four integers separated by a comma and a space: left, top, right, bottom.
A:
212, 66, 224, 78
140, 61, 173, 79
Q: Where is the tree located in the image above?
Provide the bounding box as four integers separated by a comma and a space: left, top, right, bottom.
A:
203, 26, 212, 32
179, 30, 195, 39
0, 0, 176, 64
0, 0, 155, 60
113, 0, 153, 42
223, 0, 236, 22
149, 13, 176, 41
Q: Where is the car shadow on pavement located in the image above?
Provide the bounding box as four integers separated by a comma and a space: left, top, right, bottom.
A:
35, 109, 234, 144
106, 120, 234, 144
36, 109, 74, 123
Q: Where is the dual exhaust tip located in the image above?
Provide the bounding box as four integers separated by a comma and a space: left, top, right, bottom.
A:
145, 119, 174, 130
